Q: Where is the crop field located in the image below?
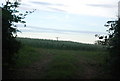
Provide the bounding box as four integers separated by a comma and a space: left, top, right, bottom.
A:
8, 37, 112, 79
17, 37, 104, 51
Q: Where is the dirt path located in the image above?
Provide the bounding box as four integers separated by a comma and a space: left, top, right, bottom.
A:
10, 54, 101, 79
83, 63, 99, 79
75, 56, 103, 79
8, 50, 109, 79
10, 51, 54, 79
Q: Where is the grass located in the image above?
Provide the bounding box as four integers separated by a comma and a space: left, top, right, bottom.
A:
17, 37, 105, 51
8, 37, 111, 79
42, 49, 109, 79
13, 45, 41, 67
42, 50, 79, 79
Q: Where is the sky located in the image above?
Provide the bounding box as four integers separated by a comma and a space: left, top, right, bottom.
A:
1, 0, 119, 44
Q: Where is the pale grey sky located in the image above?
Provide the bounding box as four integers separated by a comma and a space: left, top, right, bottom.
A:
1, 0, 119, 44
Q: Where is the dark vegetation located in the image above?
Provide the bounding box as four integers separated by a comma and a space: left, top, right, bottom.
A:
2, 2, 23, 79
96, 18, 120, 78
2, 1, 35, 79
2, 1, 22, 65
2, 1, 23, 79
106, 19, 120, 79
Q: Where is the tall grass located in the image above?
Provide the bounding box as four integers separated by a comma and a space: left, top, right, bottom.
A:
17, 37, 105, 51
13, 45, 43, 67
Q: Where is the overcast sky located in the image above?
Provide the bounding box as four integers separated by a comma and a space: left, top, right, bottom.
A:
1, 0, 119, 44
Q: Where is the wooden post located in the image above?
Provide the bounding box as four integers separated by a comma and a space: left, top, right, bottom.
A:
56, 37, 59, 41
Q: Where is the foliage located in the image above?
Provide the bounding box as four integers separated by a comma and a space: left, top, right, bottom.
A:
96, 18, 120, 78
94, 40, 106, 46
2, 1, 21, 65
2, 1, 35, 65
1, 1, 34, 62
95, 34, 108, 46
108, 18, 120, 78
2, 1, 36, 79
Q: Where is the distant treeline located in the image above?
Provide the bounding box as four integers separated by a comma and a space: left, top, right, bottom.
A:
17, 37, 105, 51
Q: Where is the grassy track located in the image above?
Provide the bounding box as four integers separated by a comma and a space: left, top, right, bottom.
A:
8, 38, 111, 79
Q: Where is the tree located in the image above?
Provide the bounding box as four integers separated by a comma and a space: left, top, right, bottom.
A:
107, 18, 120, 78
2, 0, 35, 65
2, 1, 23, 65
96, 18, 120, 78
2, 0, 36, 79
